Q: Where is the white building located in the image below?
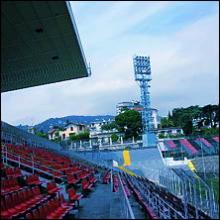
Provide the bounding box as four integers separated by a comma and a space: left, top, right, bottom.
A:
116, 101, 160, 129
157, 127, 184, 137
88, 119, 120, 143
89, 119, 114, 133
151, 108, 160, 129
116, 100, 142, 115
27, 126, 35, 134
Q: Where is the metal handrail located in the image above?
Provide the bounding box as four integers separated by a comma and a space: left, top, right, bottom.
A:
118, 173, 135, 219
1, 147, 65, 180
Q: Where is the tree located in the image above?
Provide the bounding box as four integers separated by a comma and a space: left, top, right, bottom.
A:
163, 104, 219, 136
160, 117, 174, 128
69, 131, 90, 141
200, 127, 219, 136
115, 110, 142, 139
69, 133, 78, 141
101, 122, 117, 131
36, 131, 48, 139
111, 134, 119, 142
168, 111, 172, 119
53, 136, 61, 143
78, 131, 90, 140
171, 105, 202, 135
55, 131, 59, 137
201, 104, 219, 128
158, 133, 165, 139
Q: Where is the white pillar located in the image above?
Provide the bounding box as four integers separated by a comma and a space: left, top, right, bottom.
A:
80, 140, 82, 149
132, 136, 135, 143
121, 136, 123, 145
89, 139, 92, 148
99, 139, 102, 147
110, 137, 112, 146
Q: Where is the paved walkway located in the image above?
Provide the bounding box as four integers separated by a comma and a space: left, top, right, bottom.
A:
75, 180, 127, 219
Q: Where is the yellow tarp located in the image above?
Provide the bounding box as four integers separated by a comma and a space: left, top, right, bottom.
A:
118, 166, 137, 177
187, 160, 196, 172
123, 149, 131, 166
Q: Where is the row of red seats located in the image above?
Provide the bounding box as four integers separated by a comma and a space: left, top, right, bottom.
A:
3, 143, 99, 188
25, 194, 73, 219
67, 172, 97, 191
4, 144, 96, 182
103, 170, 110, 184
1, 177, 21, 195
126, 178, 157, 219
88, 174, 97, 184
4, 144, 71, 169
78, 170, 90, 180
64, 166, 81, 175
82, 179, 93, 191
4, 167, 22, 178
1, 144, 100, 219
1, 163, 75, 219
26, 175, 42, 186
121, 177, 131, 197
68, 188, 83, 206
82, 174, 97, 191
113, 174, 119, 192
1, 185, 49, 219
67, 175, 79, 185
47, 182, 60, 194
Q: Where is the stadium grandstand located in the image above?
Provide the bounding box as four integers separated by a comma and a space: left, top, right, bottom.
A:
1, 1, 219, 220
160, 136, 219, 160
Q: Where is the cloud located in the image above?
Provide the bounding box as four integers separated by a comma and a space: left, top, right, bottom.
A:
1, 1, 219, 125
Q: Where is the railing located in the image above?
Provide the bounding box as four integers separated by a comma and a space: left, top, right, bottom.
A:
1, 145, 65, 181
118, 173, 135, 219
126, 174, 185, 219
160, 167, 218, 219
196, 138, 212, 147
64, 140, 140, 152
1, 121, 60, 150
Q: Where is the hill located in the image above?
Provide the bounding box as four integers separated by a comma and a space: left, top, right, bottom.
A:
17, 115, 115, 133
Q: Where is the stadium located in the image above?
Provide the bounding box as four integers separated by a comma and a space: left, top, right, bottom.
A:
1, 1, 219, 220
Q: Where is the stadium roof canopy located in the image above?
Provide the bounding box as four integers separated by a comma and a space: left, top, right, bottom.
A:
1, 1, 90, 93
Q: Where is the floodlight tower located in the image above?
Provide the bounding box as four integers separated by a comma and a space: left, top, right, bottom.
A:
133, 55, 156, 147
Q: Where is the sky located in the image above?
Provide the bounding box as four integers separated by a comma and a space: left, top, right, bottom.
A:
1, 1, 219, 126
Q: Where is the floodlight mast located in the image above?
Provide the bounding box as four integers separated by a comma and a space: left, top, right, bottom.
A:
133, 55, 155, 147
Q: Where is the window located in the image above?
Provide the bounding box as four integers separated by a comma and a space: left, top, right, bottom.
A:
79, 125, 82, 131
62, 134, 65, 139
70, 127, 73, 131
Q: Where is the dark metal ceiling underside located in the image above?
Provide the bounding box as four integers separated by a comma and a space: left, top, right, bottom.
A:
1, 1, 89, 92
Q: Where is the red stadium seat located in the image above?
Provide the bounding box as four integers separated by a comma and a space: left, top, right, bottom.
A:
68, 188, 83, 205
82, 179, 92, 191
67, 175, 79, 185
88, 175, 97, 184
26, 175, 41, 185
47, 182, 60, 194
